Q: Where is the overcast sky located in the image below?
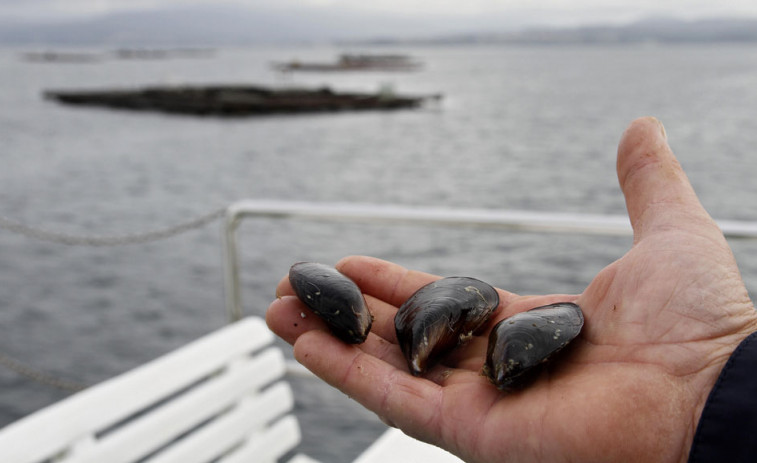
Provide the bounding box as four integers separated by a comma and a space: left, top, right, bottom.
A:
3, 0, 757, 25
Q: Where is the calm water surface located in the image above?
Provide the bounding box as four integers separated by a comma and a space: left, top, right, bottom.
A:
1, 43, 757, 461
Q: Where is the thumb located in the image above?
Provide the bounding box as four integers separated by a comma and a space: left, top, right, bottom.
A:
616, 117, 716, 243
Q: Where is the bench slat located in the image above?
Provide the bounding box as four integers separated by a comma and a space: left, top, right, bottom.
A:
219, 415, 302, 463
67, 348, 285, 463
146, 382, 293, 463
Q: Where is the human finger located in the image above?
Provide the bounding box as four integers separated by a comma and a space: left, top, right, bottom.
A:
616, 117, 718, 243
363, 294, 400, 343
275, 257, 440, 315
268, 294, 412, 373
266, 295, 330, 344
336, 255, 519, 308
274, 272, 293, 298
335, 255, 440, 307
293, 329, 446, 439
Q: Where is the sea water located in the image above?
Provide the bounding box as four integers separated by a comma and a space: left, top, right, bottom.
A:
1, 43, 757, 461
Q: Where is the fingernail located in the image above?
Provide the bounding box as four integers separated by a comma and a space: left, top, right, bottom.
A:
648, 116, 667, 140
656, 118, 667, 140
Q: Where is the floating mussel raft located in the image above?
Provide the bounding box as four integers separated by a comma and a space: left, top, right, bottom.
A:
483, 302, 584, 390
44, 85, 441, 117
289, 262, 373, 344
394, 277, 500, 376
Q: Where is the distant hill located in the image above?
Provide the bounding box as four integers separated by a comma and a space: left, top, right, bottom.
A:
0, 4, 513, 46
0, 5, 351, 45
360, 17, 757, 45
0, 5, 755, 47
494, 17, 757, 44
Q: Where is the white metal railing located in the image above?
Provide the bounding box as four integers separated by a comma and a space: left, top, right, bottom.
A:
222, 199, 757, 321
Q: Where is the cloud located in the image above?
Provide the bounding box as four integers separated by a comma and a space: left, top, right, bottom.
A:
2, 0, 756, 25
0, 0, 208, 21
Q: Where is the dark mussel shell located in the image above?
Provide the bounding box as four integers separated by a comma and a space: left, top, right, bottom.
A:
395, 277, 499, 376
289, 262, 373, 344
483, 302, 583, 390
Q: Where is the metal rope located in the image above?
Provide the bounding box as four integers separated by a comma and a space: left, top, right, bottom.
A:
0, 351, 87, 392
0, 207, 226, 246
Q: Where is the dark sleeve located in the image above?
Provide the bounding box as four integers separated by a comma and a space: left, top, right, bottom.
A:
688, 331, 757, 463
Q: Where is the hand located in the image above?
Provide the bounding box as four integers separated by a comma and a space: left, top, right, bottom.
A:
266, 117, 757, 463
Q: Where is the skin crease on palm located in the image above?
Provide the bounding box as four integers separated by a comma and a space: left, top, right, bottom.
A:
266, 117, 757, 463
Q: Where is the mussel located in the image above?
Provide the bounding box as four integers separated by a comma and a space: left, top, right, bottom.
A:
289, 262, 373, 344
395, 277, 500, 376
483, 302, 583, 390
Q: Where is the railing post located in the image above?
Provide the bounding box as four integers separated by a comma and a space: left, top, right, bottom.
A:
222, 206, 243, 322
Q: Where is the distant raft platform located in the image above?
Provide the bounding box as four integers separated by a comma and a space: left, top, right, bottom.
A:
43, 85, 441, 117
273, 54, 423, 72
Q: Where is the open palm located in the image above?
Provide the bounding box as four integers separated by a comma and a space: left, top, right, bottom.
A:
266, 118, 757, 463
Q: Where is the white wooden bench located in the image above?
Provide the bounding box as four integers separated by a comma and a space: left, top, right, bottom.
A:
0, 317, 316, 463
0, 316, 462, 463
